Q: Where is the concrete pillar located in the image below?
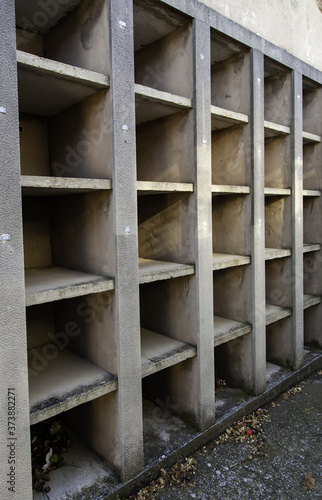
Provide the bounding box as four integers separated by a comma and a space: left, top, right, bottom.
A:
193, 18, 215, 429
0, 0, 32, 498
291, 71, 304, 369
108, 0, 144, 480
250, 49, 266, 395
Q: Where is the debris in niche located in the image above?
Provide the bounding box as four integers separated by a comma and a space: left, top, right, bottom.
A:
215, 377, 226, 393
31, 418, 74, 494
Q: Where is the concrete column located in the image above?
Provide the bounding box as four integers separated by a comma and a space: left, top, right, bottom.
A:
193, 18, 215, 429
0, 1, 33, 498
108, 0, 144, 480
250, 49, 266, 395
291, 71, 304, 369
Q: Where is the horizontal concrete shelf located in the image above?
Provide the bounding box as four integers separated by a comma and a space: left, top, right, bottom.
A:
211, 185, 250, 195
21, 175, 112, 195
29, 349, 117, 425
214, 315, 251, 347
264, 120, 291, 138
303, 189, 321, 197
264, 187, 291, 196
141, 329, 196, 378
302, 131, 322, 144
213, 253, 250, 270
211, 105, 249, 130
303, 243, 322, 253
135, 84, 192, 125
265, 248, 292, 260
25, 267, 114, 307
17, 50, 109, 116
303, 294, 322, 310
265, 303, 292, 326
139, 258, 195, 284
137, 181, 194, 194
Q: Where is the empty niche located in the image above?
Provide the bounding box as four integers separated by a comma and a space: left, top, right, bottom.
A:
214, 337, 252, 418
16, 0, 110, 75
212, 194, 252, 255
211, 30, 251, 115
304, 305, 322, 349
265, 196, 292, 249
212, 125, 251, 186
265, 258, 293, 309
264, 58, 292, 127
303, 143, 322, 191
266, 316, 293, 369
303, 79, 322, 136
27, 297, 117, 421
264, 135, 291, 189
22, 191, 114, 277
303, 252, 322, 297
213, 266, 252, 324
133, 0, 193, 97
303, 197, 322, 245
138, 193, 195, 264
140, 277, 197, 346
19, 91, 112, 179
136, 110, 194, 183
142, 362, 197, 468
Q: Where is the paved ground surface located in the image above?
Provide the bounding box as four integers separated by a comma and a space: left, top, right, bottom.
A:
128, 370, 322, 500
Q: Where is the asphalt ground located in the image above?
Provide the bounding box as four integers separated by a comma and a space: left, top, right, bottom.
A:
127, 369, 322, 500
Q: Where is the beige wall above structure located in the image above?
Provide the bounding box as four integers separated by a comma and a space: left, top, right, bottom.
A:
202, 0, 322, 72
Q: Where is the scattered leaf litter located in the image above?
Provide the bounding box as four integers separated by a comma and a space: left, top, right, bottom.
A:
128, 457, 197, 499
31, 419, 72, 494
281, 382, 306, 401
302, 473, 316, 490
126, 407, 269, 499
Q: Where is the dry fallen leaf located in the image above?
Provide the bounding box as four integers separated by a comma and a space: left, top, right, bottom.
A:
129, 457, 197, 499
303, 473, 316, 490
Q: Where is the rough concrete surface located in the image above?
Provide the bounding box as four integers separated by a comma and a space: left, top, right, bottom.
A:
130, 370, 322, 499
201, 0, 322, 72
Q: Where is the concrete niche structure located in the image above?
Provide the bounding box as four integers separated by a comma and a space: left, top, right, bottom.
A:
0, 0, 322, 498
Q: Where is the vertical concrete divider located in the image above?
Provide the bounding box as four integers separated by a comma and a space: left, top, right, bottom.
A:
193, 18, 215, 429
291, 71, 304, 369
108, 0, 144, 481
0, 1, 33, 498
250, 49, 266, 395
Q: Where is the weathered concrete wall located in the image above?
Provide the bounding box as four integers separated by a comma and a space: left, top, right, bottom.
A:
201, 0, 322, 72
